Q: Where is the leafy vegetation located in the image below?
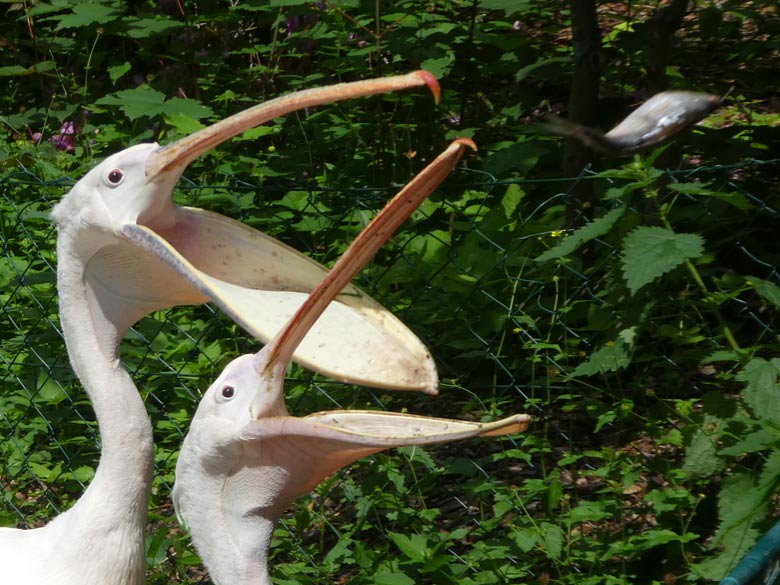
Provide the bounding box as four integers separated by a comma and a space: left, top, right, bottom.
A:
2, 1, 780, 583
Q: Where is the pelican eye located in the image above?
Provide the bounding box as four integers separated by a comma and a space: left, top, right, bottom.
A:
220, 385, 236, 400
106, 169, 124, 186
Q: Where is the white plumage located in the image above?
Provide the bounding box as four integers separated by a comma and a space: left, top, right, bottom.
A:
0, 72, 441, 585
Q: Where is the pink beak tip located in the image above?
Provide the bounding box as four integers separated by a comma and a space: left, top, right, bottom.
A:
453, 137, 478, 152
415, 70, 442, 105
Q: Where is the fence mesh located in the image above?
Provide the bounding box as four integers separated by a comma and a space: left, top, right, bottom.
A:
2, 155, 780, 582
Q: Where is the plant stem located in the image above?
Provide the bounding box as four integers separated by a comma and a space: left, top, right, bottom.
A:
661, 216, 742, 354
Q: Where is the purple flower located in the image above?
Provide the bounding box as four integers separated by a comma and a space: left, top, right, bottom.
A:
284, 15, 301, 34
283, 9, 321, 37
60, 121, 77, 136
50, 121, 80, 152
51, 134, 75, 152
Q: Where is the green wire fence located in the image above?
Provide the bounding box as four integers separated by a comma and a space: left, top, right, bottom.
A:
2, 156, 780, 583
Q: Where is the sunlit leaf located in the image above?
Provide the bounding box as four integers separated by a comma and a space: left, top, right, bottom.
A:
108, 62, 131, 84
621, 226, 704, 294
570, 334, 633, 377
536, 205, 624, 262
125, 16, 182, 39
748, 276, 780, 308
683, 415, 722, 477
50, 3, 120, 29
736, 357, 780, 425
0, 62, 56, 77
388, 532, 427, 562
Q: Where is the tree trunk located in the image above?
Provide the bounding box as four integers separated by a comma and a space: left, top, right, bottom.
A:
643, 0, 691, 186
645, 0, 690, 94
565, 0, 601, 223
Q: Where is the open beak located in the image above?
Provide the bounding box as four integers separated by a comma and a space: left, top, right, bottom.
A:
232, 137, 530, 500
87, 72, 446, 392
146, 71, 439, 187
238, 411, 530, 499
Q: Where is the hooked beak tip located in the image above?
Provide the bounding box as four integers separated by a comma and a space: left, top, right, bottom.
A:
453, 137, 477, 152
416, 70, 441, 105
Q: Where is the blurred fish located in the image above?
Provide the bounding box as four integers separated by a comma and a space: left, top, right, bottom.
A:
537, 90, 725, 155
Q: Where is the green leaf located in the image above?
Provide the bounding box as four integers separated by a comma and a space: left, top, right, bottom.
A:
95, 88, 213, 122
694, 456, 780, 579
683, 415, 723, 477
71, 465, 95, 483
712, 471, 766, 548
0, 509, 18, 528
566, 500, 610, 523
718, 428, 776, 456
164, 113, 206, 136
478, 0, 531, 16
232, 125, 277, 142
736, 358, 780, 425
388, 532, 427, 562
621, 226, 705, 294
125, 16, 182, 39
757, 450, 780, 495
645, 487, 696, 514
35, 376, 66, 404
420, 53, 455, 78
500, 183, 524, 218
692, 527, 760, 581
538, 522, 563, 559
108, 62, 132, 84
667, 182, 753, 211
372, 573, 415, 585
0, 62, 56, 77
570, 334, 633, 377
748, 276, 780, 308
604, 529, 697, 559
515, 56, 569, 82
159, 97, 214, 120
323, 536, 353, 567
512, 527, 538, 552
0, 65, 29, 77
50, 4, 120, 29
95, 87, 167, 121
483, 140, 544, 175
701, 350, 742, 364
537, 206, 624, 261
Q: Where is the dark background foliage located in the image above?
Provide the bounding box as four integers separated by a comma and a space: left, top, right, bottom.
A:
2, 1, 780, 583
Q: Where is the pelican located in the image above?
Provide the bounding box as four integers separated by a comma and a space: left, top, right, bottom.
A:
173, 138, 531, 585
0, 72, 442, 584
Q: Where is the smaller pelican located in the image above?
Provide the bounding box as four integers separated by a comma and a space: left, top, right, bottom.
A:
173, 138, 531, 585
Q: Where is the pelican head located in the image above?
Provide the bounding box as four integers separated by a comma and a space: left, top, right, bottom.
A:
51, 72, 442, 391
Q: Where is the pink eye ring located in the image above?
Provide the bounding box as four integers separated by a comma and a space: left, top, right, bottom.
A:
106, 169, 124, 185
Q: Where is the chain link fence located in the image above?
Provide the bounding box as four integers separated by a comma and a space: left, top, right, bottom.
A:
2, 155, 780, 582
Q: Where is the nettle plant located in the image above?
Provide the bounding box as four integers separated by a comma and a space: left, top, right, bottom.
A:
534, 149, 780, 579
